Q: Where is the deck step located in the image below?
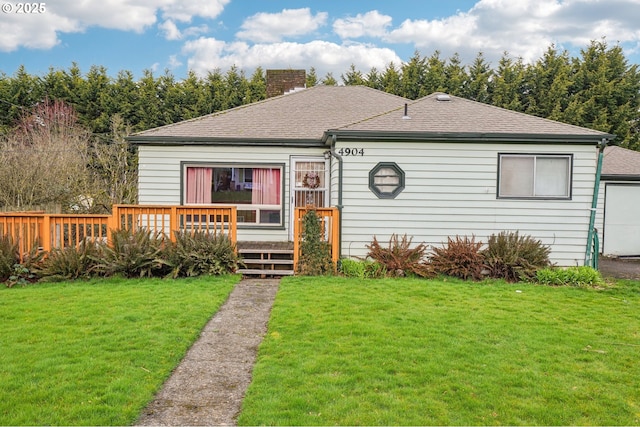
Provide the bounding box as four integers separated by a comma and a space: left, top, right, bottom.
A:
240, 259, 294, 265
238, 248, 293, 255
237, 242, 295, 277
237, 268, 295, 276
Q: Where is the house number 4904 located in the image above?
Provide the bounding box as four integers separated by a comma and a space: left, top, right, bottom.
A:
337, 148, 364, 156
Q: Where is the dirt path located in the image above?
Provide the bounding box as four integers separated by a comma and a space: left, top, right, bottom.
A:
136, 278, 280, 426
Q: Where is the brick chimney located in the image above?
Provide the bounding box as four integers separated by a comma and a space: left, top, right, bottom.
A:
266, 69, 306, 98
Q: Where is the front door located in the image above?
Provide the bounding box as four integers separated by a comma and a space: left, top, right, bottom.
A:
290, 157, 329, 239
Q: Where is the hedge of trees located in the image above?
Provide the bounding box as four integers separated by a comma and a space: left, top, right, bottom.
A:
1, 40, 638, 148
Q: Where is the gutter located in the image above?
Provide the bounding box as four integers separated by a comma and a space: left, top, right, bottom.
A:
585, 138, 609, 267
126, 135, 326, 148
328, 135, 343, 260
326, 130, 615, 145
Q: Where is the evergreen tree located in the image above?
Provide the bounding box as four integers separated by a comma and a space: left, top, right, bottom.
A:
523, 45, 572, 121
108, 70, 139, 130
443, 53, 468, 96
3, 66, 43, 128
489, 53, 526, 111
305, 67, 319, 87
464, 52, 493, 103
80, 65, 111, 133
364, 67, 382, 90
135, 69, 163, 131
423, 51, 448, 95
0, 72, 12, 133
401, 51, 428, 99
203, 68, 226, 115
245, 67, 266, 103
223, 65, 249, 109
564, 40, 640, 148
341, 64, 365, 86
380, 62, 402, 96
322, 72, 338, 86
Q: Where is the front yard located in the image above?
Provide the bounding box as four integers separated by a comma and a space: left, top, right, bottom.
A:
1, 275, 639, 425
239, 277, 640, 426
0, 276, 238, 426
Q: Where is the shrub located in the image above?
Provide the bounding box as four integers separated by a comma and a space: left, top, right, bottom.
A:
364, 260, 387, 278
165, 230, 243, 278
339, 258, 365, 278
429, 235, 485, 281
36, 240, 102, 281
536, 266, 604, 287
484, 231, 551, 282
366, 234, 433, 278
93, 228, 167, 278
5, 246, 45, 287
297, 209, 334, 276
339, 258, 387, 279
0, 234, 19, 282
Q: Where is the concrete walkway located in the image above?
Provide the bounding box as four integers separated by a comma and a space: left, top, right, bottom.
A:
136, 278, 280, 426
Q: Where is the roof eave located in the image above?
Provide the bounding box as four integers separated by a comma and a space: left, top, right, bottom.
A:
327, 130, 615, 144
601, 174, 640, 181
126, 135, 327, 148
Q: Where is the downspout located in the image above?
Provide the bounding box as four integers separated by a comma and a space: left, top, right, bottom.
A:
329, 134, 343, 260
585, 138, 608, 267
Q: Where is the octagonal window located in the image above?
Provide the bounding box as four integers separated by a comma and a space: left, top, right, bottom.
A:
369, 162, 405, 199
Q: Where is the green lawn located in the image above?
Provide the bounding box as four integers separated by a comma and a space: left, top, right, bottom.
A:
238, 277, 640, 426
0, 275, 239, 426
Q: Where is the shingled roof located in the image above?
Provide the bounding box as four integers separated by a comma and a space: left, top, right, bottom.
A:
128, 85, 408, 145
602, 145, 640, 178
129, 87, 614, 145
333, 93, 613, 142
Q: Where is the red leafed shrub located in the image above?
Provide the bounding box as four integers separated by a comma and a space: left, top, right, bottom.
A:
429, 235, 485, 281
366, 234, 434, 278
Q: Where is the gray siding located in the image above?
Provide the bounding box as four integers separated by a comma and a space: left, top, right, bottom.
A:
334, 141, 597, 266
139, 141, 599, 266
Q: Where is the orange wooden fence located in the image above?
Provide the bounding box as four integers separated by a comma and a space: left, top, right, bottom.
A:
293, 207, 340, 269
0, 205, 237, 258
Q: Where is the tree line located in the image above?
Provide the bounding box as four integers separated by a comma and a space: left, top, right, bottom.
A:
1, 39, 639, 147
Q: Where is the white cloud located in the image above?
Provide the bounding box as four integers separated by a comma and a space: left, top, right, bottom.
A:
168, 55, 182, 68
161, 0, 230, 23
333, 10, 393, 39
0, 0, 228, 52
183, 37, 401, 78
236, 8, 328, 43
159, 19, 209, 40
159, 20, 182, 40
382, 0, 640, 65
0, 12, 79, 51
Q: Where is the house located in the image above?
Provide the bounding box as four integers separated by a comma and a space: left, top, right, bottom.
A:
596, 145, 640, 256
127, 81, 614, 268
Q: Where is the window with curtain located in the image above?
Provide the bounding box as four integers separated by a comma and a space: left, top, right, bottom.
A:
185, 165, 283, 225
498, 154, 572, 199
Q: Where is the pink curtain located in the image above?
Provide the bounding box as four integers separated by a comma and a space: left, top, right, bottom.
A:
252, 168, 281, 205
186, 167, 212, 203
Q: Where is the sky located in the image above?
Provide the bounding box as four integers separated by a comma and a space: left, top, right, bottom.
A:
1, 0, 640, 80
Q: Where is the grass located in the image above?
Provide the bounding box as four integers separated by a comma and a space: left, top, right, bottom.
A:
0, 275, 239, 426
238, 277, 640, 426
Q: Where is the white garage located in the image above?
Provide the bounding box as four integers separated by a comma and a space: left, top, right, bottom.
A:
603, 183, 640, 256
598, 146, 640, 257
